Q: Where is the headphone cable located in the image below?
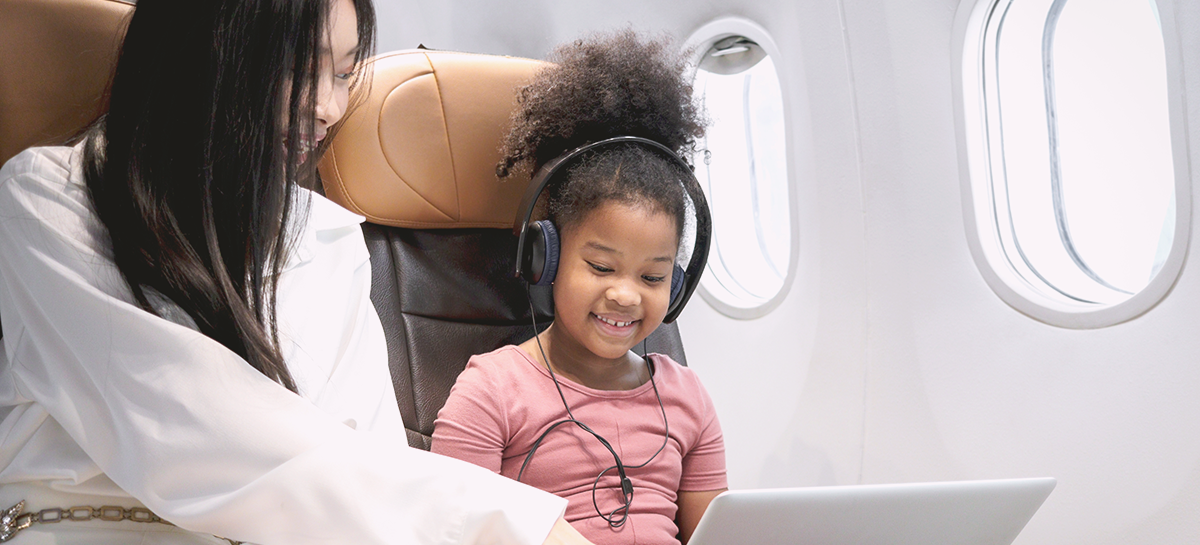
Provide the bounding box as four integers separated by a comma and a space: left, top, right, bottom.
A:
518, 292, 670, 528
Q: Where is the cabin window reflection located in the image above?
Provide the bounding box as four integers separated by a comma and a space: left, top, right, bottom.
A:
979, 0, 1176, 306
692, 36, 791, 312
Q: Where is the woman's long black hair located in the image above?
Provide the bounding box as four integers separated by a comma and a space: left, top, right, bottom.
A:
82, 0, 375, 392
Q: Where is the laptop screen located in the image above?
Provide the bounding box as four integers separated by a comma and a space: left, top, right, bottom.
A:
688, 477, 1055, 545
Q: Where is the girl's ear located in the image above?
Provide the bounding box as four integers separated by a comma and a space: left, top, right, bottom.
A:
523, 220, 561, 286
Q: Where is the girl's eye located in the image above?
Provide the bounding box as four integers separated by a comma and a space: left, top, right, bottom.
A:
642, 275, 667, 284
588, 262, 613, 274
334, 70, 355, 81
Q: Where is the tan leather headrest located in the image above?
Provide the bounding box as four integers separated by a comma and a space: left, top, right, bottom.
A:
319, 50, 546, 229
0, 0, 131, 166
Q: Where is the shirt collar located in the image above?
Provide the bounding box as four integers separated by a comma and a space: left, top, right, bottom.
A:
298, 187, 366, 233
282, 188, 366, 271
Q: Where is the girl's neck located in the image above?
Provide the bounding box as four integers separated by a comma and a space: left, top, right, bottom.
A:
522, 324, 648, 391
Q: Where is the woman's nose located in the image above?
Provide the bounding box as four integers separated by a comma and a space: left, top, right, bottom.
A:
315, 76, 343, 128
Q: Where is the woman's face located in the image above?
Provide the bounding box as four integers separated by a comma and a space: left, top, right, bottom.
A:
313, 0, 360, 147
551, 201, 679, 361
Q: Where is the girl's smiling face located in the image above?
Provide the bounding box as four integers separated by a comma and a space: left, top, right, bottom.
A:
550, 200, 679, 362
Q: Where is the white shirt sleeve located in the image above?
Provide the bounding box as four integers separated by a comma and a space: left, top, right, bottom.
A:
0, 147, 566, 545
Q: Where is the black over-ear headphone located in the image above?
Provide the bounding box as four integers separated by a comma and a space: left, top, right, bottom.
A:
513, 136, 712, 324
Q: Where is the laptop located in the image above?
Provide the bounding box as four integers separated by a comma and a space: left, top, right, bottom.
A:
688, 477, 1055, 545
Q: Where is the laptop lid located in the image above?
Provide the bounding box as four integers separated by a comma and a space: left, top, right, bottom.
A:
688, 477, 1055, 545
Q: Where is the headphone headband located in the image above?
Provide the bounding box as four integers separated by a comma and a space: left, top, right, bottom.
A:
512, 135, 711, 323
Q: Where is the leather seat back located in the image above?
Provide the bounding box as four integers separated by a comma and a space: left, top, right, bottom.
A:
0, 0, 132, 342
0, 0, 131, 165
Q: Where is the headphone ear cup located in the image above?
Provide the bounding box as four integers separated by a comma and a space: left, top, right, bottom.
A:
669, 264, 685, 307
529, 220, 560, 286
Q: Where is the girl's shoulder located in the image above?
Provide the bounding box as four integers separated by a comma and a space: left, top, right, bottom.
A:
645, 353, 721, 423
645, 352, 689, 373
461, 344, 546, 381
646, 353, 708, 389
471, 344, 535, 364
446, 345, 555, 411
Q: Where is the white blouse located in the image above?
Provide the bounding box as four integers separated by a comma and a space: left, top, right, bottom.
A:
0, 146, 566, 544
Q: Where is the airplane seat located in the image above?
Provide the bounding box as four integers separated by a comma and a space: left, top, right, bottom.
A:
319, 50, 690, 450
0, 0, 133, 343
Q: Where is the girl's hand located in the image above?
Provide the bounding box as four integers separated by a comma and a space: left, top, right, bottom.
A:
542, 517, 595, 545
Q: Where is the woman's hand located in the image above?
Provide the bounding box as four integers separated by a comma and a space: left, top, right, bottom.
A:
541, 517, 594, 545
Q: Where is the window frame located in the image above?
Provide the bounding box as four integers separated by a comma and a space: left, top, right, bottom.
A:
952, 0, 1192, 328
684, 17, 800, 320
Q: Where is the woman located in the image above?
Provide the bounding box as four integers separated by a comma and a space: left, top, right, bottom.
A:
0, 0, 590, 543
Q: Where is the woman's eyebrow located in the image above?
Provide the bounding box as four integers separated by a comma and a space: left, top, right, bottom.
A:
320, 44, 360, 60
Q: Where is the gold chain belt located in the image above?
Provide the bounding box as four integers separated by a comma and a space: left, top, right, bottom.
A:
0, 500, 243, 544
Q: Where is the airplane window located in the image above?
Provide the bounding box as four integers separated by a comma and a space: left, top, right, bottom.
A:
691, 34, 792, 314
956, 0, 1190, 327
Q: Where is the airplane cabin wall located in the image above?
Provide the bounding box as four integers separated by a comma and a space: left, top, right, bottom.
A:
375, 1, 1200, 543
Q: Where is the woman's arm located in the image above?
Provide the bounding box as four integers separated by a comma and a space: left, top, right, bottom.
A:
0, 147, 566, 545
675, 488, 726, 544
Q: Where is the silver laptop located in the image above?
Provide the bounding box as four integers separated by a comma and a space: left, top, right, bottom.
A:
688, 477, 1055, 545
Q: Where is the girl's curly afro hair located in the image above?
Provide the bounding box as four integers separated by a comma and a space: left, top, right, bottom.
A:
498, 30, 707, 243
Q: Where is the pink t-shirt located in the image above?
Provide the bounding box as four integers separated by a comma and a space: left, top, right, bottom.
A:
432, 345, 727, 545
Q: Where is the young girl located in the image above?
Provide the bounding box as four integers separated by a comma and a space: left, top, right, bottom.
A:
431, 31, 728, 545
0, 0, 590, 543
